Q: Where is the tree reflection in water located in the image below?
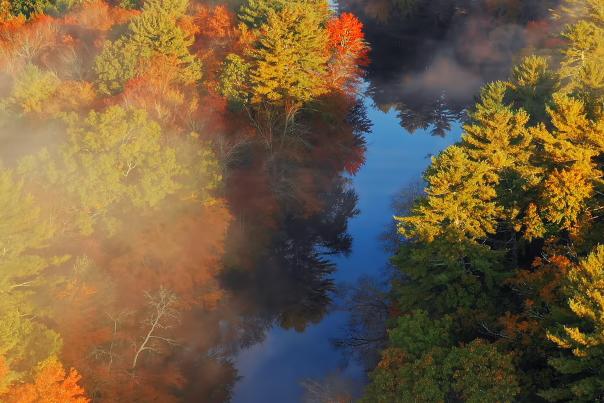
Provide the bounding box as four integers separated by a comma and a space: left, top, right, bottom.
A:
220, 98, 369, 340
340, 0, 558, 136
181, 97, 370, 401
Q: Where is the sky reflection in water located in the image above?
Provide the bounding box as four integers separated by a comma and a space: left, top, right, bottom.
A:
232, 93, 461, 403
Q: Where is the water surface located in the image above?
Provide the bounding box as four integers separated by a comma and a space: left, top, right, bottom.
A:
231, 91, 461, 402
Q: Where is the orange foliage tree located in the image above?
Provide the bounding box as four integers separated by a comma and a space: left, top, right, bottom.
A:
326, 12, 369, 92
2, 358, 89, 403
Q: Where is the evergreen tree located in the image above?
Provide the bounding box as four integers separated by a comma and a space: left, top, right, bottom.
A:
95, 0, 200, 94
20, 106, 184, 235
247, 2, 330, 111
544, 245, 604, 401
558, 0, 604, 114
238, 0, 327, 29
397, 145, 501, 243
365, 3, 604, 401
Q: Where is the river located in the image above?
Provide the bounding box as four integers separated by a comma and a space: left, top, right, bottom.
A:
231, 86, 461, 402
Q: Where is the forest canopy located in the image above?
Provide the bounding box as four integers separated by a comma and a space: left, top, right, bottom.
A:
0, 0, 369, 400
8, 0, 604, 401
363, 0, 604, 401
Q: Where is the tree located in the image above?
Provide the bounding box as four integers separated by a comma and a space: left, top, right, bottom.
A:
6, 0, 51, 19
397, 145, 501, 243
219, 1, 333, 138
238, 0, 327, 29
247, 2, 330, 119
544, 245, 604, 401
194, 5, 235, 40
507, 55, 559, 124
122, 54, 198, 124
442, 340, 520, 402
131, 287, 179, 370
142, 0, 188, 17
219, 53, 251, 106
364, 4, 604, 401
363, 312, 519, 403
462, 81, 532, 171
557, 0, 604, 113
95, 0, 200, 94
531, 93, 601, 233
8, 63, 59, 114
0, 169, 54, 292
326, 12, 369, 91
0, 14, 60, 75
460, 80, 538, 237
0, 169, 61, 381
2, 357, 89, 403
20, 106, 184, 235
128, 2, 200, 82
94, 38, 142, 95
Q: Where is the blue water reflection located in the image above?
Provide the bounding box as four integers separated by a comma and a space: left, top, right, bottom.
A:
232, 94, 461, 403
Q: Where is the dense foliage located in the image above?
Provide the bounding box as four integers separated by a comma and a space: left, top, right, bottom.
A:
364, 0, 604, 401
0, 0, 369, 400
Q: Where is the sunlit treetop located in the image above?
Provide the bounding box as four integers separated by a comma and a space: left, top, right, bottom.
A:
238, 0, 330, 29
555, 0, 604, 114
95, 0, 200, 94
397, 145, 502, 243
247, 2, 330, 105
326, 12, 370, 91
462, 81, 532, 171
507, 55, 560, 124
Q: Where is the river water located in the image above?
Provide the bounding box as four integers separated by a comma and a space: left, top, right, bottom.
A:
230, 90, 460, 402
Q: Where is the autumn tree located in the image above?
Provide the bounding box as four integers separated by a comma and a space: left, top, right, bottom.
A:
531, 93, 602, 233
2, 357, 89, 403
507, 55, 559, 124
219, 0, 342, 139
122, 54, 198, 125
326, 12, 369, 92
397, 145, 501, 243
7, 63, 59, 113
557, 0, 604, 114
238, 0, 327, 29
